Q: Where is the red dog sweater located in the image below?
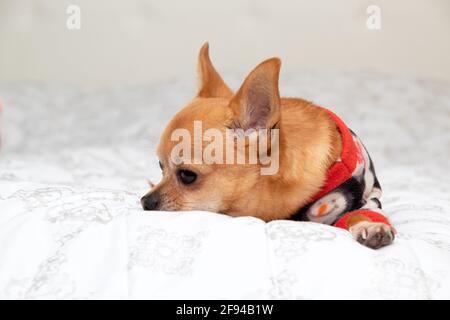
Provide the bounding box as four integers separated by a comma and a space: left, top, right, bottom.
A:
293, 107, 391, 230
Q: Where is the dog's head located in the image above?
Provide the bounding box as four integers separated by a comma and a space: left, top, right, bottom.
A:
141, 43, 282, 219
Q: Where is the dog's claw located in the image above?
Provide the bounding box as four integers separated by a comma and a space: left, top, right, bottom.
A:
361, 228, 367, 240
350, 222, 395, 249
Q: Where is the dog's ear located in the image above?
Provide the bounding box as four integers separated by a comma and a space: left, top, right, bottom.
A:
197, 42, 233, 99
229, 58, 281, 130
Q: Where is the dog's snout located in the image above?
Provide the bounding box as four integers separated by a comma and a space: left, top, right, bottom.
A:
141, 192, 160, 211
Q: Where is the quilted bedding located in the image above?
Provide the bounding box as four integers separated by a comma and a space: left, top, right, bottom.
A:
0, 72, 449, 299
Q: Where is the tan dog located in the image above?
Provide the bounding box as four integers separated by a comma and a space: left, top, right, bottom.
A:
141, 43, 395, 249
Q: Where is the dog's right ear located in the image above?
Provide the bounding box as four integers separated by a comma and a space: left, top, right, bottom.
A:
196, 42, 233, 99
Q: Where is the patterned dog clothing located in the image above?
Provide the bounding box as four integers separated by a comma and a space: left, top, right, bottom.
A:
293, 107, 391, 230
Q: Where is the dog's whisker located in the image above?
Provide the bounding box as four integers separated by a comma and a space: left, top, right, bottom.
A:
146, 179, 155, 188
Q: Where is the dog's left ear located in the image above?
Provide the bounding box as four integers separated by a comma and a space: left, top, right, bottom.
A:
229, 58, 281, 130
197, 42, 233, 99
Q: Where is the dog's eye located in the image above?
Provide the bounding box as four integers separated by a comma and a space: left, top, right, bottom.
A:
178, 169, 197, 185
159, 161, 163, 171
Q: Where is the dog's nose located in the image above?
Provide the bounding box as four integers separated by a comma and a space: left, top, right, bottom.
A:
141, 192, 160, 211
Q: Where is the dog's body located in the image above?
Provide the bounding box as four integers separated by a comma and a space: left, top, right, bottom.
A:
142, 43, 395, 249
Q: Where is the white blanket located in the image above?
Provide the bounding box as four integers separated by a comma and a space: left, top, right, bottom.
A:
0, 72, 449, 299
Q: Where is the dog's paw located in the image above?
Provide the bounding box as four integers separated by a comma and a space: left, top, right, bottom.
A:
349, 221, 396, 249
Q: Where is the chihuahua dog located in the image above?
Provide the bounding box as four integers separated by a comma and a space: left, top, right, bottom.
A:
141, 43, 395, 249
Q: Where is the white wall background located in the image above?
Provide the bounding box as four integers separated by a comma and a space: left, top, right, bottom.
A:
0, 0, 449, 88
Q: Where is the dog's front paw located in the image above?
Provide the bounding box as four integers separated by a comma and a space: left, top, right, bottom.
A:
349, 221, 396, 249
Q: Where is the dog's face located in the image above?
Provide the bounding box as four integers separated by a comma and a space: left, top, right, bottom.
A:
141, 43, 282, 218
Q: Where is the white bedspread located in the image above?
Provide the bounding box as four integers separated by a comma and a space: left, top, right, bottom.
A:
0, 72, 449, 299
